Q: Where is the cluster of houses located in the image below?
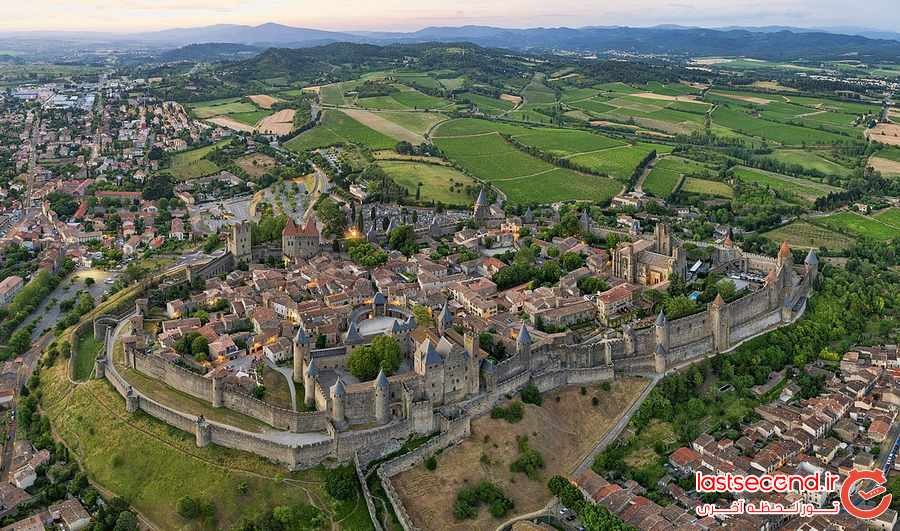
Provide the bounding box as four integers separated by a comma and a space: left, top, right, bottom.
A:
572, 345, 900, 531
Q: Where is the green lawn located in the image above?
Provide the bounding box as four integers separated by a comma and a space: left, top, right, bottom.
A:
41, 358, 371, 530
378, 161, 477, 206
731, 166, 841, 205
73, 332, 102, 381
285, 110, 397, 151
817, 211, 900, 240
228, 110, 272, 127
168, 140, 230, 181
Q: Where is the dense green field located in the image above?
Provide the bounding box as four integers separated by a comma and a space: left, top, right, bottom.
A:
374, 111, 447, 136
187, 97, 260, 119
433, 128, 621, 203
378, 161, 477, 206
731, 166, 841, 204
355, 85, 452, 111
817, 211, 899, 240
168, 140, 230, 181
872, 207, 900, 228
762, 220, 855, 250
229, 110, 272, 126
285, 110, 396, 151
644, 157, 712, 198
680, 177, 734, 198
765, 149, 852, 177
458, 92, 515, 114
568, 143, 673, 180
711, 106, 850, 145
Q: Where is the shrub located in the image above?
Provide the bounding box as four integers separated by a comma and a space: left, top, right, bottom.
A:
176, 496, 200, 519
325, 465, 357, 501
424, 456, 437, 471
601, 381, 612, 391
490, 401, 524, 423
521, 383, 543, 406
510, 437, 544, 480
454, 481, 513, 520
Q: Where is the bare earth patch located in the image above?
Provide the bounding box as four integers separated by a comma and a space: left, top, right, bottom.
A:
631, 92, 699, 102
302, 85, 321, 94
257, 109, 296, 135
237, 153, 277, 178
207, 116, 255, 132
711, 91, 772, 105
691, 57, 731, 65
867, 123, 900, 146
500, 94, 523, 105
752, 81, 798, 92
589, 120, 638, 130
249, 94, 280, 109
392, 378, 649, 531
869, 156, 900, 176
341, 108, 424, 144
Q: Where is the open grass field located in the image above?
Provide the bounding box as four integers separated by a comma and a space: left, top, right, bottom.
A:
168, 140, 230, 181
285, 110, 397, 152
228, 110, 273, 127
392, 378, 648, 531
762, 220, 855, 250
260, 366, 294, 410
378, 161, 477, 206
458, 92, 515, 114
817, 211, 900, 240
375, 111, 447, 137
41, 358, 372, 530
187, 98, 258, 119
73, 332, 102, 381
872, 207, 900, 228
680, 177, 734, 198
644, 157, 712, 198
766, 149, 853, 177
869, 156, 900, 178
731, 166, 841, 205
355, 86, 453, 111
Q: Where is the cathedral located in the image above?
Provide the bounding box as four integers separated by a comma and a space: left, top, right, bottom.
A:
611, 223, 687, 285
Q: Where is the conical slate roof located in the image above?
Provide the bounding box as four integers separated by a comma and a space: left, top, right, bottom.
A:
375, 369, 389, 389
655, 310, 667, 326
804, 249, 818, 266
331, 377, 345, 397
516, 321, 531, 346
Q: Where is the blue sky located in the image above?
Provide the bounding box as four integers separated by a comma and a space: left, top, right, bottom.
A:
4, 0, 897, 32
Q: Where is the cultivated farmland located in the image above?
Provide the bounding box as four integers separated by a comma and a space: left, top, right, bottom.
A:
762, 220, 855, 250
285, 110, 397, 151
817, 211, 900, 240
644, 157, 713, 198
680, 177, 734, 198
731, 166, 841, 205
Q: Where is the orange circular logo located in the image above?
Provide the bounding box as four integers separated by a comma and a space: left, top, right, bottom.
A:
840, 469, 892, 520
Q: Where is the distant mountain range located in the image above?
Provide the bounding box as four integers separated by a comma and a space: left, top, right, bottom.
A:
7, 23, 900, 61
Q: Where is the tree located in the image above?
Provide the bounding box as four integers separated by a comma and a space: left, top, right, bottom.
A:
191, 335, 209, 358
387, 224, 417, 256
142, 173, 174, 200
412, 305, 432, 328
113, 511, 138, 531
324, 465, 357, 501
176, 496, 200, 519
84, 277, 95, 286
347, 336, 402, 381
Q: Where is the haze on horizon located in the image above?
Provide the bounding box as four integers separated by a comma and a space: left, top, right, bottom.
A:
2, 0, 899, 34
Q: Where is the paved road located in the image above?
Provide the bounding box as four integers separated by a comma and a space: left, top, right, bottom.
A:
29, 268, 117, 341
571, 373, 662, 478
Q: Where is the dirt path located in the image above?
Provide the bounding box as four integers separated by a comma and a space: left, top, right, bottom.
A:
633, 153, 660, 193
